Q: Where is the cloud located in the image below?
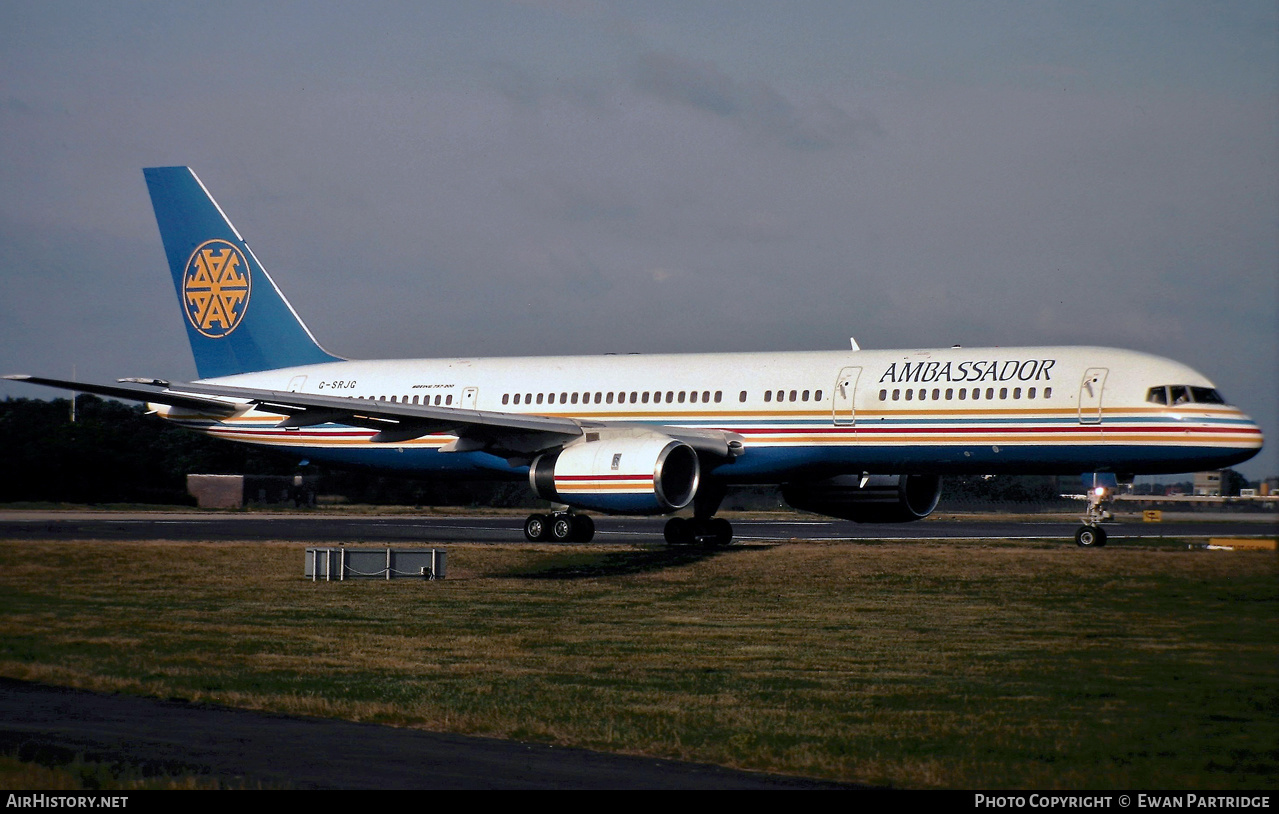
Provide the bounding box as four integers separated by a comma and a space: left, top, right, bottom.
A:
632, 51, 880, 150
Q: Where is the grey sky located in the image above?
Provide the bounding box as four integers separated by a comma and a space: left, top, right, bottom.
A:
1, 1, 1276, 478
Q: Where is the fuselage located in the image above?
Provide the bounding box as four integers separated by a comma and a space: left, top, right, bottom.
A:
155, 344, 1263, 481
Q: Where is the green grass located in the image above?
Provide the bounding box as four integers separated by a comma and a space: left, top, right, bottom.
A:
0, 538, 1275, 788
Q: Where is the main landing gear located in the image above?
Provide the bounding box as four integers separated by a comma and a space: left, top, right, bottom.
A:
523, 483, 735, 547
664, 482, 734, 547
663, 516, 733, 547
524, 511, 595, 543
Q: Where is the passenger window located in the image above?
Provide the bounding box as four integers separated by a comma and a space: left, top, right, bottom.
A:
738, 391, 746, 403
999, 387, 1007, 399
813, 390, 821, 401
892, 389, 900, 401
986, 388, 995, 400
765, 391, 772, 402
512, 394, 519, 405
1044, 387, 1053, 399
880, 389, 888, 401
905, 389, 913, 401
1027, 387, 1036, 399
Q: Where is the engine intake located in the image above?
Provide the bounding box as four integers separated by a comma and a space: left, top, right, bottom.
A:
782, 474, 941, 523
531, 431, 700, 515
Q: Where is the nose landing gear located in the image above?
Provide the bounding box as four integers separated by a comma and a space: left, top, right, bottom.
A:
1075, 483, 1112, 547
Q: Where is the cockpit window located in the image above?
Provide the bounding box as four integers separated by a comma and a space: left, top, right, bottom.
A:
1190, 387, 1225, 404
1147, 385, 1226, 406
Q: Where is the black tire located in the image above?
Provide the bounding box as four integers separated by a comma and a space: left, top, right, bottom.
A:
664, 517, 690, 545
1075, 525, 1107, 547
551, 515, 576, 542
573, 515, 595, 543
524, 514, 550, 542
709, 517, 733, 546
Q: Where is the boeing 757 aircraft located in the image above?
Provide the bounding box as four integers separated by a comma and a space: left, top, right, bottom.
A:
7, 167, 1264, 546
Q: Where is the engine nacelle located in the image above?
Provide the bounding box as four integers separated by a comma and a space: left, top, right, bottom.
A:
781, 474, 941, 523
530, 431, 700, 515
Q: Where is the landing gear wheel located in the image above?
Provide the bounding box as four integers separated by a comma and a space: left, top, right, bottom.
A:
524, 514, 550, 542
572, 515, 595, 543
664, 517, 691, 545
1075, 525, 1107, 547
551, 515, 577, 542
708, 517, 733, 547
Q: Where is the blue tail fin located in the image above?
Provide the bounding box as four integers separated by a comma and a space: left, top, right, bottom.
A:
144, 166, 342, 379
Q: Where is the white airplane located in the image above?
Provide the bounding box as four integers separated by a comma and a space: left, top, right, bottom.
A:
7, 167, 1265, 547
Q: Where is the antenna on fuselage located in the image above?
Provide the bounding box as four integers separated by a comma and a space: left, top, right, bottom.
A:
849, 337, 861, 351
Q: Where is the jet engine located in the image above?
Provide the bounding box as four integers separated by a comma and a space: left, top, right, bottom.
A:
530, 431, 700, 515
781, 474, 941, 523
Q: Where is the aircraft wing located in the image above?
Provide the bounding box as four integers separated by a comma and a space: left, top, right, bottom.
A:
6, 375, 744, 461
177, 380, 584, 454
3, 374, 241, 414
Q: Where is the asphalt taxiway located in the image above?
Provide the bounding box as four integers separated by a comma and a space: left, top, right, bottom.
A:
1, 511, 1274, 545
0, 678, 854, 789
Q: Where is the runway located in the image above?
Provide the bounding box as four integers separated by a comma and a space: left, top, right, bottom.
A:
1, 510, 1275, 545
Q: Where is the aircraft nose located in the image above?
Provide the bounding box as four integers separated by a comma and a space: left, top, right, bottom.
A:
1229, 410, 1265, 466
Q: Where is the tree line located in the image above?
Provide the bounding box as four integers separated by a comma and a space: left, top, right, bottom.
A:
2, 395, 1075, 509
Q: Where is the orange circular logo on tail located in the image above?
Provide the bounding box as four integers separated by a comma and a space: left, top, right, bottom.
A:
182, 239, 251, 337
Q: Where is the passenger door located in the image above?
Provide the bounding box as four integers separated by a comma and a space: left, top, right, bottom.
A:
832, 366, 862, 426
1078, 368, 1108, 424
